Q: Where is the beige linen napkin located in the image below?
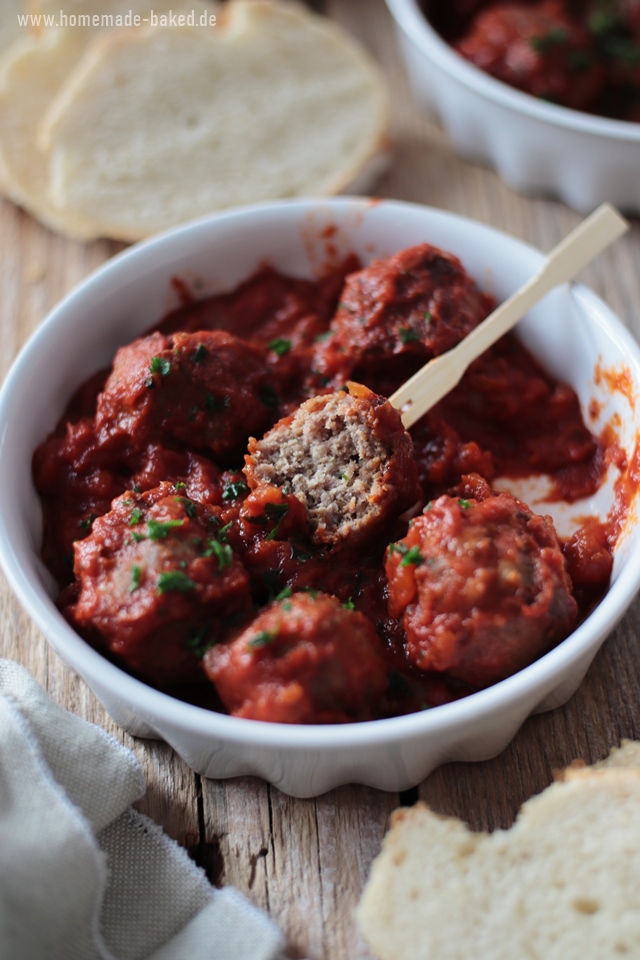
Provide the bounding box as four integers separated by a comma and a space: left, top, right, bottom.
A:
0, 659, 287, 960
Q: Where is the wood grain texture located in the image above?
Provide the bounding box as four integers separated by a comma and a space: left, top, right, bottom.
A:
1, 1, 639, 958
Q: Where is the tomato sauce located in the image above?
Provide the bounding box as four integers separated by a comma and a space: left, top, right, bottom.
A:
426, 0, 640, 121
32, 244, 636, 722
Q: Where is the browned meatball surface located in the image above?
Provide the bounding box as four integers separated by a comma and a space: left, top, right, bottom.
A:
244, 382, 420, 549
95, 330, 274, 464
386, 485, 578, 688
455, 1, 604, 111
311, 243, 493, 396
204, 592, 388, 723
65, 483, 251, 688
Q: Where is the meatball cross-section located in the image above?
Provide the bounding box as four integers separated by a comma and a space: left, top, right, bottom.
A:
244, 382, 420, 549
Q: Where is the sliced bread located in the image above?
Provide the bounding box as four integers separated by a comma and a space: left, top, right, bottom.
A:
38, 0, 389, 242
358, 755, 640, 960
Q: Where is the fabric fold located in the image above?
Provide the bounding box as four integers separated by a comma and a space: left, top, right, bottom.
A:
0, 660, 287, 960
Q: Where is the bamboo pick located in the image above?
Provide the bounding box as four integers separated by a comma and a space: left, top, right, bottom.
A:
389, 203, 629, 429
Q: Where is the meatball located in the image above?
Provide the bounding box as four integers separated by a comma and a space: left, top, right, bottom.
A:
65, 483, 251, 688
204, 592, 388, 723
244, 382, 420, 549
130, 443, 224, 505
456, 1, 603, 112
312, 243, 493, 396
386, 488, 578, 687
95, 329, 275, 464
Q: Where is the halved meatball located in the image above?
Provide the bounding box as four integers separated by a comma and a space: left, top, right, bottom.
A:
95, 329, 275, 464
244, 382, 420, 549
65, 483, 251, 688
203, 591, 388, 723
386, 487, 578, 687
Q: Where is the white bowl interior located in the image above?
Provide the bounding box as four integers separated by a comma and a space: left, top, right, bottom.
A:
1, 198, 639, 795
385, 0, 640, 213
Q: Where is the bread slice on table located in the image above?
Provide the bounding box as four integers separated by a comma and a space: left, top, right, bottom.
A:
0, 0, 213, 236
38, 0, 389, 243
0, 28, 94, 235
358, 751, 640, 960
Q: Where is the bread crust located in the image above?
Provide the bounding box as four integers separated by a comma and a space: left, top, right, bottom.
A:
33, 0, 389, 242
358, 747, 640, 960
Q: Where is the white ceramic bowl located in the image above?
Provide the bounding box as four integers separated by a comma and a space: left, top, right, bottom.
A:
386, 0, 640, 214
1, 198, 639, 798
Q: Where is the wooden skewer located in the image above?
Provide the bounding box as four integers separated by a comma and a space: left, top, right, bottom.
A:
389, 203, 629, 429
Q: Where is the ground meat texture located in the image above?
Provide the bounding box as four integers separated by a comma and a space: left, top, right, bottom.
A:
203, 592, 388, 723
311, 244, 493, 396
65, 483, 251, 688
244, 382, 420, 548
455, 1, 604, 112
95, 330, 274, 465
386, 491, 578, 688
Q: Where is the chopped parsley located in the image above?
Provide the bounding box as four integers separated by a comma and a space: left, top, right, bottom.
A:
193, 344, 208, 363
342, 597, 355, 610
401, 546, 424, 567
157, 570, 198, 594
147, 518, 184, 540
274, 586, 292, 602
388, 542, 408, 558
588, 9, 620, 37
268, 338, 292, 356
130, 565, 142, 592
248, 628, 278, 650
185, 625, 214, 658
175, 481, 187, 492
149, 356, 171, 377
80, 512, 98, 531
222, 479, 249, 501
458, 498, 472, 510
399, 326, 420, 344
177, 497, 197, 519
290, 542, 313, 563
388, 542, 424, 566
202, 538, 233, 570
129, 507, 143, 526
529, 28, 568, 52
424, 311, 432, 324
208, 518, 232, 542
264, 502, 289, 540
205, 393, 231, 414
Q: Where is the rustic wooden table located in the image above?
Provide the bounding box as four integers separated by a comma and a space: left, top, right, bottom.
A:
1, 1, 640, 957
